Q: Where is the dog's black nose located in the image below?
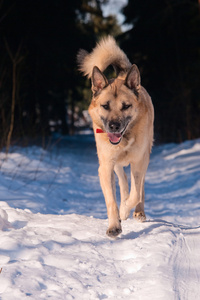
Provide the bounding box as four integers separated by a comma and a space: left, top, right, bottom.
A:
109, 121, 121, 132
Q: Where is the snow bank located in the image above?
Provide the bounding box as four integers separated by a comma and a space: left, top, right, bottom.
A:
0, 137, 200, 299
0, 207, 11, 231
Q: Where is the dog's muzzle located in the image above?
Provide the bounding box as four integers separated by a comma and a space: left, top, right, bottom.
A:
98, 117, 130, 145
107, 122, 130, 145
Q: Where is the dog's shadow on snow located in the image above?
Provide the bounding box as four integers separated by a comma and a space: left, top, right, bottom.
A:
120, 218, 186, 240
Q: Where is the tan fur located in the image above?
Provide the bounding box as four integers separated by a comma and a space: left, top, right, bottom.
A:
77, 36, 154, 237
78, 36, 131, 78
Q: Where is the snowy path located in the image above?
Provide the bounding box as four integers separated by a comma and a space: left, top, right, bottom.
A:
170, 225, 200, 300
0, 136, 200, 299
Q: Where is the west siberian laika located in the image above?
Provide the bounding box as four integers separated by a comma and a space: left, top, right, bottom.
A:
77, 36, 154, 238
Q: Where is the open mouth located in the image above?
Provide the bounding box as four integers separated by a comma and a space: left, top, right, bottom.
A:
107, 132, 122, 145
107, 125, 128, 145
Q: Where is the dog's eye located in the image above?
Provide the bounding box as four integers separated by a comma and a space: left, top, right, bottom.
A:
122, 103, 132, 110
101, 103, 110, 110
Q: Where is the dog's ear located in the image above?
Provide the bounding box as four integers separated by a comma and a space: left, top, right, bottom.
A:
125, 64, 141, 96
91, 66, 108, 96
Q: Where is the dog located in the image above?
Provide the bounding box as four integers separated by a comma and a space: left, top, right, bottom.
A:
77, 36, 154, 237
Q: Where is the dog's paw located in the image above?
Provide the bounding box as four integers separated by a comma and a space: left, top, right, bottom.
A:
106, 226, 122, 238
133, 211, 146, 222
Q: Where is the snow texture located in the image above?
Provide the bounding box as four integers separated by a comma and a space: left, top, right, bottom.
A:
0, 135, 200, 299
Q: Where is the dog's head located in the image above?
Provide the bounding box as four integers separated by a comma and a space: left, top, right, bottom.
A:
89, 65, 141, 145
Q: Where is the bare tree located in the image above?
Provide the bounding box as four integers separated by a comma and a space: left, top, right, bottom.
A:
4, 39, 24, 154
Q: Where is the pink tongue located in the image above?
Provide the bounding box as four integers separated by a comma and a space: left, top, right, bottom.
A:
107, 133, 122, 143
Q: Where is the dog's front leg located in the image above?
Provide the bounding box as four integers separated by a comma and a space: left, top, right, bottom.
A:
99, 163, 122, 237
114, 164, 129, 206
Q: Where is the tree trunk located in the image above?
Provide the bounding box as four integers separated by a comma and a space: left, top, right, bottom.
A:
6, 62, 16, 154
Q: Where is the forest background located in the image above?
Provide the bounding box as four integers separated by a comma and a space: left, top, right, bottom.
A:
0, 0, 199, 150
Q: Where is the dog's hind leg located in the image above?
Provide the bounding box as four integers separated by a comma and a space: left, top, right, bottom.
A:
133, 201, 146, 221
99, 163, 122, 237
120, 154, 149, 221
131, 155, 149, 221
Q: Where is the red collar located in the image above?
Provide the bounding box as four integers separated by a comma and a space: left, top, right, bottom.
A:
96, 128, 104, 133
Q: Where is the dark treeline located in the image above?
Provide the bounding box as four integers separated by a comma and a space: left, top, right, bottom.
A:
0, 0, 120, 149
0, 0, 199, 149
121, 0, 200, 143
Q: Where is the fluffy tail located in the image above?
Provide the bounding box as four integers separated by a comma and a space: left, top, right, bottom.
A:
77, 36, 132, 78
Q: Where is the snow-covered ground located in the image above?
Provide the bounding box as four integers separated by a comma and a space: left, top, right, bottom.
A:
0, 135, 200, 299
